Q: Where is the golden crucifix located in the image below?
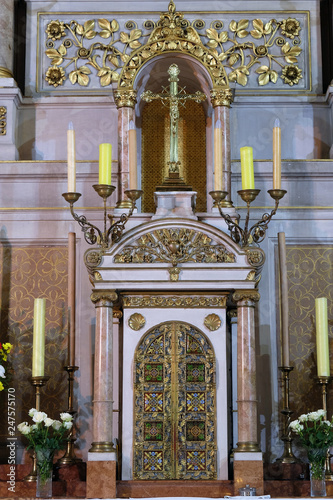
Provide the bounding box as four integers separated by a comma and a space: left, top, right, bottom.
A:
141, 63, 206, 189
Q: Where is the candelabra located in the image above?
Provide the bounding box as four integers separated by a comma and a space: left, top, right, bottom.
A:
276, 366, 298, 463
210, 188, 286, 247
24, 376, 50, 482
316, 376, 333, 480
62, 186, 142, 249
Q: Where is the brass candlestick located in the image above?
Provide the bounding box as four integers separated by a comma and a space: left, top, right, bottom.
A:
210, 188, 287, 247
57, 366, 82, 465
24, 376, 50, 482
316, 376, 333, 480
276, 366, 298, 463
62, 187, 142, 249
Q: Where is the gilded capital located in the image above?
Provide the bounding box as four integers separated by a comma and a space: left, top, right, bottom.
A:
91, 290, 118, 306
113, 88, 137, 108
210, 87, 233, 107
232, 290, 260, 304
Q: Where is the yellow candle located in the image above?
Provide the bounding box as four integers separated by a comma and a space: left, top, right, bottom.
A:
99, 143, 112, 185
67, 122, 76, 192
273, 119, 281, 189
214, 120, 223, 191
32, 298, 46, 377
128, 128, 137, 190
240, 146, 255, 190
315, 297, 330, 377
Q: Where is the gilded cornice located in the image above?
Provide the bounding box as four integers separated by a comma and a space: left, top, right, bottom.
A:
113, 88, 137, 108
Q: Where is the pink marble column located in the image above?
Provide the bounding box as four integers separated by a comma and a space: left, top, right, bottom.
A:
113, 89, 137, 208
90, 290, 118, 452
210, 88, 233, 206
233, 290, 261, 452
0, 0, 14, 77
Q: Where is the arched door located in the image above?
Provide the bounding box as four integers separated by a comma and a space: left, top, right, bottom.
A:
133, 321, 216, 479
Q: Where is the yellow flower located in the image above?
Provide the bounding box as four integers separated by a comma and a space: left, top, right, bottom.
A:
0, 381, 4, 391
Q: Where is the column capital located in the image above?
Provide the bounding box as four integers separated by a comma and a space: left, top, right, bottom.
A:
210, 87, 233, 107
0, 67, 14, 78
91, 290, 118, 306
113, 88, 137, 108
232, 290, 260, 305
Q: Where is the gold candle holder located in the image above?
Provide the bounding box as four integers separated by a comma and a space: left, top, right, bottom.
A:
209, 190, 228, 208
124, 189, 143, 210
237, 188, 260, 204
316, 376, 333, 480
57, 366, 82, 466
276, 366, 298, 464
24, 376, 50, 482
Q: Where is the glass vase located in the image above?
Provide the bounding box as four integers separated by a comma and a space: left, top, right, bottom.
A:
36, 448, 54, 499
309, 463, 326, 497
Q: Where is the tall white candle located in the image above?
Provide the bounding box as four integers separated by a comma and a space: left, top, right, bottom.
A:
315, 297, 330, 377
67, 122, 76, 193
273, 118, 281, 190
32, 298, 46, 377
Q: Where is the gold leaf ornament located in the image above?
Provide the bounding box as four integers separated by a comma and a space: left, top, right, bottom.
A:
129, 313, 146, 331
204, 314, 222, 332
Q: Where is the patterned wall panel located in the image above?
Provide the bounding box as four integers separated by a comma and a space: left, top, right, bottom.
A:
284, 246, 333, 416
141, 99, 206, 213
0, 246, 68, 460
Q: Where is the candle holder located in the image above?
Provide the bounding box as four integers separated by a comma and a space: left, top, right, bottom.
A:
209, 188, 287, 247
57, 366, 82, 466
276, 366, 298, 463
62, 187, 142, 249
24, 376, 50, 482
316, 376, 333, 480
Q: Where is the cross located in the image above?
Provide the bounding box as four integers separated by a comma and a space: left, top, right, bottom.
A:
141, 64, 206, 176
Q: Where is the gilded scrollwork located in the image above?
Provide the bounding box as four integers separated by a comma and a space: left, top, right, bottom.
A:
122, 295, 227, 308
0, 106, 6, 135
43, 2, 305, 90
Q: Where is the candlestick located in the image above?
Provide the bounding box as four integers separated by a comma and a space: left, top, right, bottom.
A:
240, 146, 255, 190
278, 232, 289, 367
276, 366, 298, 464
214, 119, 223, 191
316, 376, 333, 479
68, 232, 76, 367
129, 124, 137, 190
99, 143, 112, 185
67, 122, 76, 192
315, 298, 330, 377
32, 298, 46, 377
273, 118, 281, 190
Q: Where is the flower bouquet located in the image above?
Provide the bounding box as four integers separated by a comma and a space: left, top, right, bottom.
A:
0, 342, 13, 391
290, 409, 333, 496
18, 409, 73, 498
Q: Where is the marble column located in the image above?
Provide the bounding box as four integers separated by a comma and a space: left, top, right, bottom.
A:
232, 289, 261, 452
210, 87, 233, 207
0, 0, 14, 78
113, 88, 137, 209
89, 290, 118, 453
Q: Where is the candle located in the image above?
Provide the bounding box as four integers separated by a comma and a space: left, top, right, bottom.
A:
214, 120, 223, 191
240, 146, 255, 190
32, 298, 46, 377
68, 232, 76, 367
315, 297, 330, 377
278, 232, 289, 366
67, 122, 76, 192
129, 122, 137, 190
99, 143, 112, 185
273, 118, 281, 189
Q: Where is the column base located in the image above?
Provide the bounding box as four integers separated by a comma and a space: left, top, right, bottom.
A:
233, 451, 264, 496
89, 441, 116, 453
235, 441, 261, 452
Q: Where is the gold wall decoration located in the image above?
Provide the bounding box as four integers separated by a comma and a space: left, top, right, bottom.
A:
283, 246, 333, 416
129, 313, 146, 330
41, 2, 308, 92
122, 295, 227, 308
141, 99, 206, 213
204, 314, 222, 331
0, 246, 68, 460
0, 107, 6, 135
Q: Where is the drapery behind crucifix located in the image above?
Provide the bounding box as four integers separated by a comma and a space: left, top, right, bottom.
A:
140, 67, 207, 213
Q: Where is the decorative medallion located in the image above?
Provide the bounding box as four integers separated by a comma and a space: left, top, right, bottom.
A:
204, 313, 221, 331
129, 312, 146, 331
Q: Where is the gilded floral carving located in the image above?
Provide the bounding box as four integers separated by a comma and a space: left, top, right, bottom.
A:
122, 295, 227, 308
0, 106, 6, 136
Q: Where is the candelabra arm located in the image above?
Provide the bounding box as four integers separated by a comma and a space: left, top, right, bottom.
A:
216, 203, 245, 245
248, 198, 279, 245
107, 202, 135, 245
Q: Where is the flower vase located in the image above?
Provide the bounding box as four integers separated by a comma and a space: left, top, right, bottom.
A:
308, 448, 327, 498
36, 448, 54, 499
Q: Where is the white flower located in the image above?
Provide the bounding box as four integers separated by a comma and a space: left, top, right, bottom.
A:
52, 420, 62, 430
17, 422, 31, 435
317, 409, 326, 418
44, 417, 54, 427
289, 420, 300, 430
31, 424, 38, 430
323, 420, 332, 426
63, 421, 73, 430
32, 411, 47, 423
60, 412, 73, 422
0, 365, 6, 378
298, 414, 308, 423
308, 411, 321, 421
28, 408, 37, 417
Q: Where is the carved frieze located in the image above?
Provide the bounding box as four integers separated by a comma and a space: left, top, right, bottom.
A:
122, 295, 227, 308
